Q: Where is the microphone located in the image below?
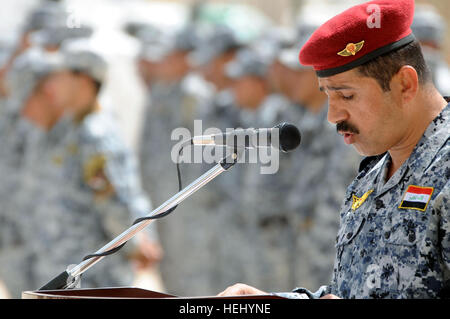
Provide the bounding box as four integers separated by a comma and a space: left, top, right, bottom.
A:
191, 122, 301, 153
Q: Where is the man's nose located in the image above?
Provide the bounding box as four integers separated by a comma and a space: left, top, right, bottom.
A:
327, 98, 349, 125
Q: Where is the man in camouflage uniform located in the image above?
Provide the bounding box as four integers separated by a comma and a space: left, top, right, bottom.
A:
0, 47, 68, 298
219, 0, 449, 299
230, 29, 360, 292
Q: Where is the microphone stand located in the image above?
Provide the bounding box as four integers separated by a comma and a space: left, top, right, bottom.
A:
39, 148, 243, 291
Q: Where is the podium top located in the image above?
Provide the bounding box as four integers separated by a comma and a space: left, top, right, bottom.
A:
22, 287, 285, 299
22, 287, 175, 299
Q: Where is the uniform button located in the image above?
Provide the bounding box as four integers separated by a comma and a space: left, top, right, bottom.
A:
408, 232, 416, 242
375, 199, 384, 209
346, 232, 353, 239
384, 231, 390, 239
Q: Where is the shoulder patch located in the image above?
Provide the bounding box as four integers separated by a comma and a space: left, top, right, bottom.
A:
399, 185, 434, 211
83, 154, 115, 200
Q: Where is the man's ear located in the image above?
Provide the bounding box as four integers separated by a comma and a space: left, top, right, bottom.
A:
390, 65, 419, 106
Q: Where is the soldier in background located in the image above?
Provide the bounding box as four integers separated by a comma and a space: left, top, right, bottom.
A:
152, 25, 245, 296
0, 47, 77, 298
209, 45, 296, 292
412, 4, 450, 97
190, 25, 244, 130
137, 25, 199, 207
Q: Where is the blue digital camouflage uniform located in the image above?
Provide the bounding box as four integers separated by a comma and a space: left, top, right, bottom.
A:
0, 47, 66, 297
325, 103, 450, 299
280, 101, 449, 299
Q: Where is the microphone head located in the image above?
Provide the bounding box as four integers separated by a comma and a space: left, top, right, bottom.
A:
274, 122, 301, 153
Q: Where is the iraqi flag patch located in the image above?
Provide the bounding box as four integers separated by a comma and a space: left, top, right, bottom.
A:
399, 185, 434, 211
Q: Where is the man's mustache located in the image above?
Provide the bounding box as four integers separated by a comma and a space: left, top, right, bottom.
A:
336, 121, 360, 135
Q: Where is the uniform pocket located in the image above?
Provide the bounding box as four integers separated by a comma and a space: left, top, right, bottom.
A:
335, 211, 367, 247
380, 209, 430, 295
382, 210, 428, 246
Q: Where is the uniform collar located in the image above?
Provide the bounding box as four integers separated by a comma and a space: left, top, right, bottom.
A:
376, 103, 449, 196
46, 114, 76, 145
407, 103, 449, 173
351, 102, 449, 198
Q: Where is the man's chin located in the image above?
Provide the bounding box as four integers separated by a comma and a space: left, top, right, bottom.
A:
351, 142, 387, 157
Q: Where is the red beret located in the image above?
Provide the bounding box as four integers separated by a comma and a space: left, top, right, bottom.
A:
299, 0, 415, 77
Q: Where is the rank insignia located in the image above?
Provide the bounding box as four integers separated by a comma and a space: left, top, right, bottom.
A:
337, 41, 365, 56
352, 189, 373, 211
399, 185, 434, 211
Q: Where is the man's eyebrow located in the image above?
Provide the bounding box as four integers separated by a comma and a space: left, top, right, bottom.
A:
319, 85, 355, 92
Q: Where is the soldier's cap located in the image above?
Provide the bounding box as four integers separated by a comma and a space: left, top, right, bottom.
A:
138, 26, 198, 63
12, 46, 66, 79
188, 25, 244, 67
124, 21, 157, 39
299, 0, 416, 77
29, 25, 94, 48
60, 38, 107, 85
412, 4, 446, 48
24, 0, 69, 32
6, 46, 66, 101
225, 48, 268, 79
279, 19, 322, 71
279, 47, 309, 71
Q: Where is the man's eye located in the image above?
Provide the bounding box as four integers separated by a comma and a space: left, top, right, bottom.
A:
342, 95, 354, 100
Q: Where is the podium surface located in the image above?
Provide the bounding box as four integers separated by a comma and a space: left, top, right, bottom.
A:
22, 287, 283, 299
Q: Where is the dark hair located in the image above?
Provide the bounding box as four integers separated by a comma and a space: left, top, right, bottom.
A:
71, 69, 102, 93
356, 40, 432, 91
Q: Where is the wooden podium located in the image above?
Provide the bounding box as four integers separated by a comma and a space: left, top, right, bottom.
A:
22, 287, 284, 299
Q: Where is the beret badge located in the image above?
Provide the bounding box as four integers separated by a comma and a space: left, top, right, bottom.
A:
337, 40, 365, 57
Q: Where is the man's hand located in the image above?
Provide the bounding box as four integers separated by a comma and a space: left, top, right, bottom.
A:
217, 283, 268, 296
129, 234, 164, 270
320, 294, 341, 299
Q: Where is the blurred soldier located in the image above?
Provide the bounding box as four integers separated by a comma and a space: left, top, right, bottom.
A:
137, 25, 200, 208
131, 23, 166, 89
0, 47, 75, 298
412, 4, 450, 96
227, 47, 272, 125
154, 25, 245, 296
190, 25, 245, 129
